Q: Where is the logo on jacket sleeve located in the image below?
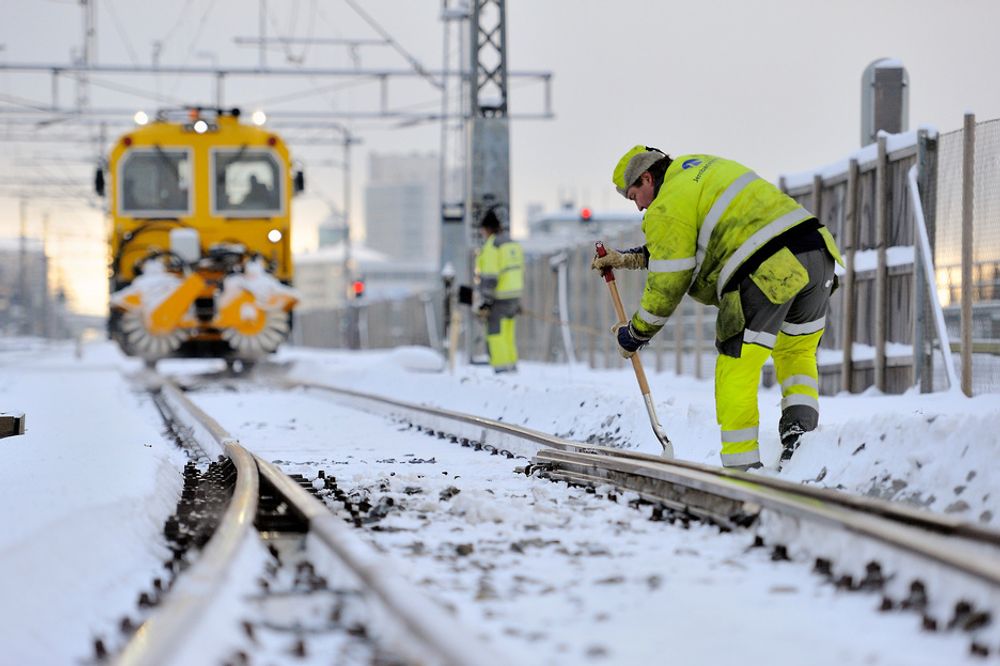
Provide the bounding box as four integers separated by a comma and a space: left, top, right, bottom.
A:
682, 158, 702, 169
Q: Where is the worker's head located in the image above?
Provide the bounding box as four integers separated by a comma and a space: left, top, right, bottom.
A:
612, 145, 671, 211
479, 207, 502, 237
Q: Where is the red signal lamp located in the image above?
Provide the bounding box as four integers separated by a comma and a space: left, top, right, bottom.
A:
580, 207, 593, 222
351, 279, 365, 298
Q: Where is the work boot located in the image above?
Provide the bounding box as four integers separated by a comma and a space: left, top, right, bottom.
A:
779, 423, 806, 464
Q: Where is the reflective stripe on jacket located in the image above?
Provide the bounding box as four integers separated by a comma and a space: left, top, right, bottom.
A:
477, 232, 524, 300
630, 154, 812, 338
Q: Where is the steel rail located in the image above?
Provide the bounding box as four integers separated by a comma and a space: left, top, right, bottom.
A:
286, 377, 1000, 587
285, 378, 1000, 543
117, 383, 259, 666
121, 377, 499, 666
535, 448, 1000, 588
255, 457, 503, 666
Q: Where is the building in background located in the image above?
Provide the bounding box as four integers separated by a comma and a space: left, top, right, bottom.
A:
292, 151, 442, 311
364, 152, 440, 265
295, 244, 439, 311
523, 203, 643, 253
316, 211, 348, 248
0, 236, 83, 338
0, 238, 48, 335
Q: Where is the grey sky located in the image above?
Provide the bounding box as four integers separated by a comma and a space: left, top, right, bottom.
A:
3, 0, 1000, 312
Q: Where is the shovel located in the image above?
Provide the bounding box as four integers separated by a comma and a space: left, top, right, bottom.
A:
595, 242, 675, 458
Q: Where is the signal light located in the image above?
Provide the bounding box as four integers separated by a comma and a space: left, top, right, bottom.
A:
580, 207, 593, 222
351, 279, 365, 299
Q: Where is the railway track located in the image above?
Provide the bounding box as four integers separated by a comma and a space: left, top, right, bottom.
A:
282, 376, 1000, 656
111, 373, 500, 666
105, 366, 1000, 662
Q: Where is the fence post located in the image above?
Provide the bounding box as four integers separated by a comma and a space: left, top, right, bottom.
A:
841, 158, 859, 393
961, 112, 976, 396
811, 173, 824, 226
875, 134, 888, 392
581, 254, 600, 370
674, 298, 684, 376
654, 325, 664, 373
915, 129, 938, 392
694, 301, 704, 379
540, 256, 556, 362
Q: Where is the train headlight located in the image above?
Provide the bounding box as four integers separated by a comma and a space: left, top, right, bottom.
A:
267, 229, 283, 243
193, 119, 209, 134
251, 110, 267, 126
133, 111, 149, 126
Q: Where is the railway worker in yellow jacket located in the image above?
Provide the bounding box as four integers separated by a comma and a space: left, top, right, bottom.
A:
595, 146, 843, 470
476, 208, 524, 373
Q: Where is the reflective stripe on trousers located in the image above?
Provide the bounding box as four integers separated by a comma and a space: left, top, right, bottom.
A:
715, 343, 771, 467
774, 328, 823, 431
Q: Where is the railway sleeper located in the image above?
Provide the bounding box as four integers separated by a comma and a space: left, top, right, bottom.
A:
94, 457, 236, 661
536, 457, 758, 532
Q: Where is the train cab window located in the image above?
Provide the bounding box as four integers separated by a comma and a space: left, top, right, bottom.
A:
212, 149, 283, 216
119, 149, 191, 216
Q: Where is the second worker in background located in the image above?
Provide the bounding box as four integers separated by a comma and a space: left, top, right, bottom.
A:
476, 208, 524, 374
594, 146, 844, 470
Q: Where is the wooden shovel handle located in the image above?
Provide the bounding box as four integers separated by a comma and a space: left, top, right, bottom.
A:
596, 242, 652, 395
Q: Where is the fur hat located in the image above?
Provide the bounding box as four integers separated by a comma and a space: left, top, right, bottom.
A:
612, 145, 666, 197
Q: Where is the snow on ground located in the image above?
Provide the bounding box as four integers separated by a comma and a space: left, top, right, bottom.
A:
0, 337, 998, 665
187, 381, 991, 665
0, 338, 186, 664
283, 345, 1000, 526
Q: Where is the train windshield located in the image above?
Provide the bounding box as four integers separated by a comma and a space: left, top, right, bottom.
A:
119, 148, 191, 215
213, 149, 283, 216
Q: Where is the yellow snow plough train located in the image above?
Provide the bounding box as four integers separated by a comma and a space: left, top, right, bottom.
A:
97, 107, 301, 367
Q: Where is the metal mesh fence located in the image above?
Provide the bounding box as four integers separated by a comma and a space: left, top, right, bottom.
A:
933, 119, 1000, 391
934, 119, 1000, 304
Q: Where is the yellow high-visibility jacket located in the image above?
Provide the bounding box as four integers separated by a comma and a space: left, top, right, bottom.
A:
630, 154, 841, 339
477, 231, 524, 301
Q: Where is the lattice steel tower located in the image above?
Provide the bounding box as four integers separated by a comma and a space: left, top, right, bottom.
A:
439, 0, 511, 286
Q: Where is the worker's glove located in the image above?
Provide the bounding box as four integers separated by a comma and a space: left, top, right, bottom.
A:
612, 322, 649, 359
591, 246, 648, 272
477, 301, 493, 321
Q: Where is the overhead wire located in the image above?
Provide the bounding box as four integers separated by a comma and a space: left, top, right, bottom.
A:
68, 73, 188, 106
264, 0, 318, 65
342, 0, 442, 90
103, 0, 141, 66
166, 0, 220, 98
243, 77, 373, 109
158, 0, 198, 51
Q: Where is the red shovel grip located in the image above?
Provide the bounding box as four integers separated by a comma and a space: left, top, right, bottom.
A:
595, 242, 615, 283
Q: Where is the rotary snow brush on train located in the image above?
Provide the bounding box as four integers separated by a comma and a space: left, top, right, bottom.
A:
96, 107, 305, 365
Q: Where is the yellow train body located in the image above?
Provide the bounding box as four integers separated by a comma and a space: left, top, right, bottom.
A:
104, 108, 300, 365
